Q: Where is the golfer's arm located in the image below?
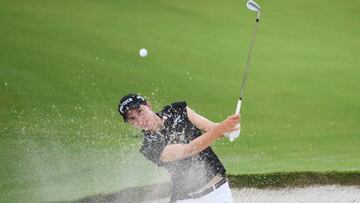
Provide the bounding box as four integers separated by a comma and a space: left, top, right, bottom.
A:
186, 107, 219, 132
160, 127, 223, 162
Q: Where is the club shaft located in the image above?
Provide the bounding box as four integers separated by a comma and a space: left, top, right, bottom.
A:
239, 16, 260, 100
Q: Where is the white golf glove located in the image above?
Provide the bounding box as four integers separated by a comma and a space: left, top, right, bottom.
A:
224, 124, 241, 142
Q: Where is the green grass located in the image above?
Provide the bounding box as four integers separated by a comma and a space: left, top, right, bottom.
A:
1, 0, 359, 202
228, 171, 360, 188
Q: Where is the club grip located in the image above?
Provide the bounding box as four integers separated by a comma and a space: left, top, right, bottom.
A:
235, 99, 242, 114
225, 100, 242, 142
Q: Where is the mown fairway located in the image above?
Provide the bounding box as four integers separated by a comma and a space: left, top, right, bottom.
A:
1, 0, 359, 202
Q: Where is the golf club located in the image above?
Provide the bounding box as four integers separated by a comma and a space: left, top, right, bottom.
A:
227, 0, 261, 142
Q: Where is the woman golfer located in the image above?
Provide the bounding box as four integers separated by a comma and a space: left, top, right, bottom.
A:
118, 93, 240, 203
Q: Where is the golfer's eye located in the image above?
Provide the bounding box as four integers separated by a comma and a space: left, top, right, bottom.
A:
128, 117, 136, 121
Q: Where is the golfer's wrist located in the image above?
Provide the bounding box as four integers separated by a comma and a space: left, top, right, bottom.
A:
213, 124, 227, 137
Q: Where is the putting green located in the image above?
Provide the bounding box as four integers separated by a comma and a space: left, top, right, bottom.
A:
1, 0, 359, 202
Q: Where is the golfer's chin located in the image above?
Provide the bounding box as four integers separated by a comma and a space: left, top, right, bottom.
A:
135, 124, 152, 131
133, 121, 155, 131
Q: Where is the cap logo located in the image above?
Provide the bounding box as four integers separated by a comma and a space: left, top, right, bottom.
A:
119, 98, 133, 113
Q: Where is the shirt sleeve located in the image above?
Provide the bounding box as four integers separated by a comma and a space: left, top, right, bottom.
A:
139, 135, 167, 167
170, 101, 188, 119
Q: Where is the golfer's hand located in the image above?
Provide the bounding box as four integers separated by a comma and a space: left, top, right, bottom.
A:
217, 114, 240, 134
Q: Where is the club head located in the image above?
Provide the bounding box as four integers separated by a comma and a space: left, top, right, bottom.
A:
247, 0, 261, 12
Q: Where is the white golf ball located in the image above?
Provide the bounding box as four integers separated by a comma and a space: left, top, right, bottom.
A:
139, 48, 148, 57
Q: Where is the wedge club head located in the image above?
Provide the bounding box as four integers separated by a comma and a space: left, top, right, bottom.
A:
247, 0, 261, 12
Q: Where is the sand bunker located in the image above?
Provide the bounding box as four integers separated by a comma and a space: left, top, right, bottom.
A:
147, 185, 360, 203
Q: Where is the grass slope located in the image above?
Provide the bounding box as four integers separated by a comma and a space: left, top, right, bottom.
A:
0, 0, 359, 202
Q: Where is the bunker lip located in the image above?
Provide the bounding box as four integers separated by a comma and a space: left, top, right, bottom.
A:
60, 171, 360, 203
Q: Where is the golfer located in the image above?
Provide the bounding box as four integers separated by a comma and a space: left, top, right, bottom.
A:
118, 93, 240, 203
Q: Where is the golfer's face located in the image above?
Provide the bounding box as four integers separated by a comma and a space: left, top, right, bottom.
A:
126, 105, 155, 130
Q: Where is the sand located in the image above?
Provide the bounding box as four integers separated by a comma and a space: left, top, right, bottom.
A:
147, 185, 360, 203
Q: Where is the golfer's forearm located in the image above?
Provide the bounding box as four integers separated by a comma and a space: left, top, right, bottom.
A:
187, 107, 218, 132
160, 125, 228, 162
161, 115, 239, 162
208, 123, 220, 131
185, 127, 223, 157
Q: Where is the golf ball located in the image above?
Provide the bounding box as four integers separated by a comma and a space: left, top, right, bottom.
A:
139, 48, 148, 57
